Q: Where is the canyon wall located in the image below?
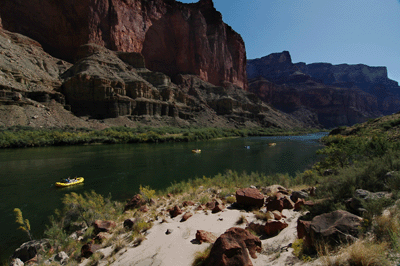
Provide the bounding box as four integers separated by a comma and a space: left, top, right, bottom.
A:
0, 0, 247, 89
247, 51, 393, 128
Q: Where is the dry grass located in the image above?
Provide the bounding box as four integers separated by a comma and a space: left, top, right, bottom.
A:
318, 240, 390, 266
235, 214, 248, 225
254, 210, 274, 221
192, 244, 212, 266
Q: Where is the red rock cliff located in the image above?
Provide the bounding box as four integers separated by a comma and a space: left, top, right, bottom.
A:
0, 0, 247, 89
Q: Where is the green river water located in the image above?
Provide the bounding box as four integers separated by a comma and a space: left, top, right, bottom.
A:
0, 132, 327, 261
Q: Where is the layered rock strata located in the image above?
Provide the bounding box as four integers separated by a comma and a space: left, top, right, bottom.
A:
0, 28, 303, 128
247, 51, 394, 128
0, 0, 247, 89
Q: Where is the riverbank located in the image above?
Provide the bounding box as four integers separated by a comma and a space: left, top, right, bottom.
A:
0, 126, 323, 149
6, 113, 400, 265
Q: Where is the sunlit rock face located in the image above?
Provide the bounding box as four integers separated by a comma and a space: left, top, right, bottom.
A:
0, 0, 247, 90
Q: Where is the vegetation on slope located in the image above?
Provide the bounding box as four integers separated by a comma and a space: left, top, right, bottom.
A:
0, 125, 321, 148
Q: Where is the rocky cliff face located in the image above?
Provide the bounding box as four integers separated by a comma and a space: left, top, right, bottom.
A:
0, 28, 302, 129
247, 51, 388, 128
296, 62, 400, 114
0, 0, 247, 90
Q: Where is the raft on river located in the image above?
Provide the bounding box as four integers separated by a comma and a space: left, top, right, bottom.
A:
55, 177, 84, 187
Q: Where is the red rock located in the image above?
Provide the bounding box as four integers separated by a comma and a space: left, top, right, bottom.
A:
294, 199, 305, 211
272, 210, 283, 220
282, 196, 295, 210
81, 241, 101, 258
207, 227, 261, 266
124, 194, 146, 211
195, 230, 217, 244
180, 212, 193, 222
139, 205, 149, 212
169, 205, 183, 218
246, 222, 265, 235
235, 188, 265, 208
266, 196, 284, 212
182, 201, 195, 207
123, 218, 137, 229
206, 201, 216, 210
196, 205, 205, 211
93, 220, 116, 233
212, 204, 224, 213
0, 0, 247, 89
264, 220, 288, 236
206, 199, 223, 210
297, 219, 312, 249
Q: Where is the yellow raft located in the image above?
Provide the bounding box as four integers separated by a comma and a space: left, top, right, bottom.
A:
192, 149, 201, 153
55, 177, 84, 187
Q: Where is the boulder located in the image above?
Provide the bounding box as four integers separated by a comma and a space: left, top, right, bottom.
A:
196, 205, 205, 211
246, 222, 265, 235
206, 199, 223, 210
195, 230, 217, 244
345, 197, 367, 216
354, 189, 390, 200
294, 199, 305, 211
264, 220, 288, 236
272, 210, 283, 220
207, 227, 262, 266
282, 196, 295, 210
54, 251, 69, 265
212, 204, 225, 214
180, 212, 193, 222
261, 185, 289, 196
93, 220, 116, 233
81, 242, 101, 258
264, 211, 275, 221
297, 219, 312, 248
9, 258, 24, 266
235, 188, 264, 208
124, 194, 146, 211
123, 218, 137, 229
12, 239, 50, 262
291, 191, 309, 202
299, 210, 363, 249
169, 205, 183, 218
265, 193, 285, 212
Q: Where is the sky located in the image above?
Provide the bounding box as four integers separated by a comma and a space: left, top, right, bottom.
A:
179, 0, 400, 83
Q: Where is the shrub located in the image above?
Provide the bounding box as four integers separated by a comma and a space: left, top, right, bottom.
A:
139, 185, 156, 203
13, 208, 32, 240
192, 244, 212, 266
60, 191, 122, 229
292, 239, 312, 262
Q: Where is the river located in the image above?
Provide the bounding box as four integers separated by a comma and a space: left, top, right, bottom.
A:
0, 132, 327, 261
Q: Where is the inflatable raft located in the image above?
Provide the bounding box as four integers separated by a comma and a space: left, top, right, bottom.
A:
55, 177, 84, 187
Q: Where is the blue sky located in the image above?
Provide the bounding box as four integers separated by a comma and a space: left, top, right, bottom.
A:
179, 0, 400, 83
